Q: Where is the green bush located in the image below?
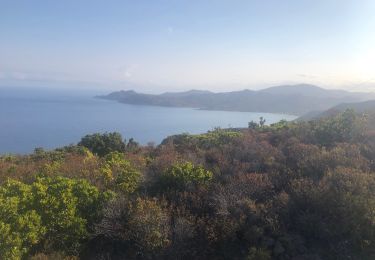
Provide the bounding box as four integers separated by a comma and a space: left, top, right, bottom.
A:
158, 162, 213, 191
99, 152, 141, 193
78, 132, 126, 156
0, 176, 111, 259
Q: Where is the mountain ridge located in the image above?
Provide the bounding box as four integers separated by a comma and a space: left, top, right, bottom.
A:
99, 84, 375, 116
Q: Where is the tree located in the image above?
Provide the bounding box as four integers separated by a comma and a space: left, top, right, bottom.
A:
157, 162, 213, 192
0, 177, 111, 258
78, 132, 126, 156
0, 180, 45, 259
127, 138, 140, 151
99, 152, 141, 193
259, 117, 266, 128
248, 121, 259, 129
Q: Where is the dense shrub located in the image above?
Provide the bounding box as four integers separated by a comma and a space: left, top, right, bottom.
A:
91, 197, 170, 259
0, 177, 111, 259
1, 110, 375, 259
78, 132, 126, 156
156, 162, 213, 192
99, 152, 141, 193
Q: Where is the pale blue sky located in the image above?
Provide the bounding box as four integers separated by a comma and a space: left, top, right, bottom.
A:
1, 0, 374, 92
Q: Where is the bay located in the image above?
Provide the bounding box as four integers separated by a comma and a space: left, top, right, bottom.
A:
0, 87, 297, 154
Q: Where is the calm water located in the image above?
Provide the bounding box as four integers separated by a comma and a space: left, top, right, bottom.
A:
0, 87, 297, 154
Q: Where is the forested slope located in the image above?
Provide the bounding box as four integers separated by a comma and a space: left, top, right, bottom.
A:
1, 110, 375, 259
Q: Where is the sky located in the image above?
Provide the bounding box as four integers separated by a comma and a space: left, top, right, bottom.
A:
1, 0, 375, 92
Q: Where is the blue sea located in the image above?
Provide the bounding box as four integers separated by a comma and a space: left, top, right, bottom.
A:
0, 87, 297, 154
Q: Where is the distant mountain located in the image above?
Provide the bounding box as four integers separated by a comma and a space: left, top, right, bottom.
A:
99, 84, 375, 116
160, 89, 213, 97
260, 84, 349, 98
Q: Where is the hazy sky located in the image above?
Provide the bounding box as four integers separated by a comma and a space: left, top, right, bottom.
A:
1, 0, 375, 92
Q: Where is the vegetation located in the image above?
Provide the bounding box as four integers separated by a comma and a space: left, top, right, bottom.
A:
1, 109, 375, 259
155, 162, 213, 192
0, 176, 111, 259
78, 132, 138, 156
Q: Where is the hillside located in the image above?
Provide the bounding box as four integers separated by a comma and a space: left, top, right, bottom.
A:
1, 110, 375, 259
99, 84, 375, 116
299, 99, 375, 121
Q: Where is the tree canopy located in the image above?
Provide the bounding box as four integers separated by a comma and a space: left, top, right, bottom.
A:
1, 110, 375, 259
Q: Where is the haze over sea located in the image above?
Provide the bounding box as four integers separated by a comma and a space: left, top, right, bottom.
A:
0, 87, 296, 154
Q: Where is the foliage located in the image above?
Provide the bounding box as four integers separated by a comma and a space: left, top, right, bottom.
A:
93, 197, 170, 259
288, 168, 375, 258
1, 110, 375, 259
310, 109, 367, 146
99, 152, 141, 193
248, 120, 259, 129
0, 180, 45, 260
78, 132, 126, 156
0, 177, 111, 259
248, 117, 272, 130
157, 162, 213, 192
269, 119, 289, 130
164, 128, 242, 149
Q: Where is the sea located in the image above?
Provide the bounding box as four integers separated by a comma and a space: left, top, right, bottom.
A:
0, 87, 297, 154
